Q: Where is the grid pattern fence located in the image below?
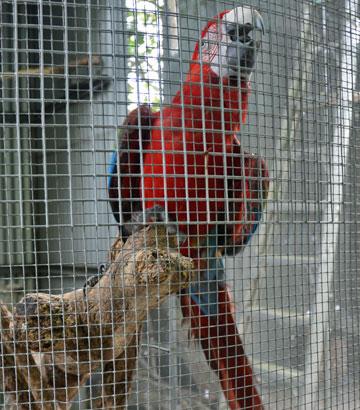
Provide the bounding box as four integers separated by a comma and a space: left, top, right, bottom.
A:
0, 0, 360, 409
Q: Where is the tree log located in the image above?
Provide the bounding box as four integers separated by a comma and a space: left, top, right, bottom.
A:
1, 226, 194, 409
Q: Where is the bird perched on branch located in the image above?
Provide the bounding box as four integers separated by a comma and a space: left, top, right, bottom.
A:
107, 6, 269, 409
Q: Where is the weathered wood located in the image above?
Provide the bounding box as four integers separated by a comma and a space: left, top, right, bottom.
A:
0, 55, 102, 80
1, 226, 194, 409
92, 333, 139, 409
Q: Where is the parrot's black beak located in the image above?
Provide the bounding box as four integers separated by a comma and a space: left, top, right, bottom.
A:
226, 11, 264, 82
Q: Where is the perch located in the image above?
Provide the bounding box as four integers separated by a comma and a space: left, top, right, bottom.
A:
0, 225, 194, 409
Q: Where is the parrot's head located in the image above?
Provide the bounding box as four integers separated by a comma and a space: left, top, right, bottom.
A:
192, 6, 264, 85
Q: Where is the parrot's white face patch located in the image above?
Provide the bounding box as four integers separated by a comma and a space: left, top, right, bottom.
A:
200, 20, 230, 77
200, 22, 221, 64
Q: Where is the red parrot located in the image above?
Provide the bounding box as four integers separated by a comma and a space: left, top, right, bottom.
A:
107, 6, 269, 409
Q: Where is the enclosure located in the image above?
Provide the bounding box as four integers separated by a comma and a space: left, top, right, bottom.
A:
0, 0, 360, 409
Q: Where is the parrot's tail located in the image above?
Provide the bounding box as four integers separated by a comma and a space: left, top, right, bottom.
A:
180, 287, 263, 410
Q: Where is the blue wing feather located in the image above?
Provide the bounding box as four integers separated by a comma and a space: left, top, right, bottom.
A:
189, 203, 265, 317
108, 150, 118, 190
189, 231, 225, 317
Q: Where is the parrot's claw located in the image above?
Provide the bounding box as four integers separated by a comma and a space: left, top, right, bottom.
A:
125, 205, 185, 246
83, 263, 107, 298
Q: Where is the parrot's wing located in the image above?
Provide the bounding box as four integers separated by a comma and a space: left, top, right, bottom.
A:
225, 142, 270, 255
108, 104, 156, 225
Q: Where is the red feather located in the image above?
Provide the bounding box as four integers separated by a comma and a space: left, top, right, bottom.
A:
180, 287, 263, 410
108, 104, 155, 222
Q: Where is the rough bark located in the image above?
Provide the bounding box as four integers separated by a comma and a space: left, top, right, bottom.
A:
0, 226, 194, 409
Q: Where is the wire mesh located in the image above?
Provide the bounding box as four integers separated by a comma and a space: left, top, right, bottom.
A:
0, 0, 360, 409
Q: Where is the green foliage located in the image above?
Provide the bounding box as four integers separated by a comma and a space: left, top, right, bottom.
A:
126, 0, 164, 110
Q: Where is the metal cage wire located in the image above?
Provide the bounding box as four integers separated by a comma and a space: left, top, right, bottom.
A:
0, 0, 360, 409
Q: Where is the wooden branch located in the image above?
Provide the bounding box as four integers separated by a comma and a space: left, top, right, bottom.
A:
0, 55, 102, 80
93, 333, 139, 409
1, 226, 194, 409
0, 304, 52, 409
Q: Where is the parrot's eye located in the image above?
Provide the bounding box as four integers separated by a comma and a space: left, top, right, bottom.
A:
227, 23, 253, 43
201, 39, 206, 48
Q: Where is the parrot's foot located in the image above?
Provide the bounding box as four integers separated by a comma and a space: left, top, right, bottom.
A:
83, 263, 107, 298
125, 205, 186, 245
